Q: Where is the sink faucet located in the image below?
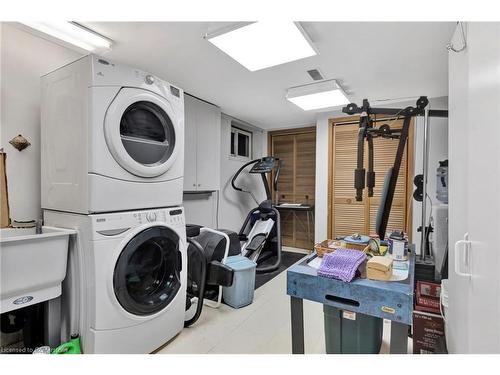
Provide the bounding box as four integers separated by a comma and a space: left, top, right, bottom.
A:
35, 220, 43, 234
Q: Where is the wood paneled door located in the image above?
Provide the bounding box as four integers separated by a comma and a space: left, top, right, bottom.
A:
269, 127, 316, 249
328, 116, 414, 239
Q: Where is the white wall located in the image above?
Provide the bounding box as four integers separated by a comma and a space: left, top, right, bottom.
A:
0, 24, 82, 221
218, 114, 266, 231
314, 97, 449, 246
183, 114, 265, 231
314, 112, 332, 243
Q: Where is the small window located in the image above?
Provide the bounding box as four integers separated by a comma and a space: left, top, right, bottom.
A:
230, 125, 252, 159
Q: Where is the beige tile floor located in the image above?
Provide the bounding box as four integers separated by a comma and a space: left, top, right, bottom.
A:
157, 263, 412, 354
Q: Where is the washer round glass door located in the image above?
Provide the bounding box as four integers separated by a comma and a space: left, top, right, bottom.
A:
104, 88, 179, 178
113, 226, 182, 316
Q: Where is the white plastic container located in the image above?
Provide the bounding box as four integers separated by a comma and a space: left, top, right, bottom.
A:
436, 160, 448, 203
0, 226, 75, 313
441, 279, 449, 344
222, 255, 256, 308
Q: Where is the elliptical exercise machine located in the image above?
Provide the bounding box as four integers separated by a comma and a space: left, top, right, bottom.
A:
231, 156, 283, 273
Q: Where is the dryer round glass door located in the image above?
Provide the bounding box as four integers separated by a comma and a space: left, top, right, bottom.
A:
113, 226, 182, 316
104, 88, 180, 178
120, 100, 175, 165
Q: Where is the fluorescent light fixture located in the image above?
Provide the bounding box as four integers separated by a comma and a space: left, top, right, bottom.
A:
19, 22, 112, 52
286, 79, 350, 111
207, 22, 316, 71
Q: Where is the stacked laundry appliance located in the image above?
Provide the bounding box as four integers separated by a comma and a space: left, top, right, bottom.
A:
41, 55, 187, 353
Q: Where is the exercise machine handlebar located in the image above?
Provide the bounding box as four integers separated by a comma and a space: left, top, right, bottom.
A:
231, 158, 261, 193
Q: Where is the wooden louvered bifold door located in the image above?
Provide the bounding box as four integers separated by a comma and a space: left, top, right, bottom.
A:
294, 131, 316, 249
270, 129, 316, 249
329, 118, 413, 239
331, 124, 366, 237
272, 134, 295, 246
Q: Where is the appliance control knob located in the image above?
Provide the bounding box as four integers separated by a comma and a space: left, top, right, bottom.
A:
146, 212, 157, 222
145, 75, 155, 85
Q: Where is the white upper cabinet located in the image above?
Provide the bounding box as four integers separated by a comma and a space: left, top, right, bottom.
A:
448, 22, 500, 354
183, 94, 221, 191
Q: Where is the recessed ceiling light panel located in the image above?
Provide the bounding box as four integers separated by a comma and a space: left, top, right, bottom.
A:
286, 79, 350, 111
207, 22, 317, 71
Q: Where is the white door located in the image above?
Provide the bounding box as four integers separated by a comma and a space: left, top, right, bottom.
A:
447, 22, 471, 353
104, 88, 180, 178
464, 22, 500, 353
448, 22, 500, 353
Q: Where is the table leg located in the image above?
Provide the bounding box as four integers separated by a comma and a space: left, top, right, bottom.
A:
390, 321, 409, 354
290, 296, 305, 354
306, 211, 312, 246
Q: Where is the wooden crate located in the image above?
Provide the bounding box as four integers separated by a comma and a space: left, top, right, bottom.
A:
344, 241, 369, 252
314, 239, 369, 257
314, 239, 343, 257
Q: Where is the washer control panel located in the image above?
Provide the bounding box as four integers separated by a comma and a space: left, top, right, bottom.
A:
92, 207, 185, 236
145, 74, 155, 85
145, 211, 157, 222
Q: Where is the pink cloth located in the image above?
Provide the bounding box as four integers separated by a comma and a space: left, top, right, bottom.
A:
318, 248, 366, 282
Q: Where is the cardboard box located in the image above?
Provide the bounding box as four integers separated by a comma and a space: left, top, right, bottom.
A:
413, 310, 445, 354
367, 256, 393, 281
0, 152, 10, 228
417, 280, 441, 299
416, 289, 440, 311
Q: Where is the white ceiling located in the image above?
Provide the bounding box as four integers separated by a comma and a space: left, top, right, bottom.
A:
85, 22, 455, 129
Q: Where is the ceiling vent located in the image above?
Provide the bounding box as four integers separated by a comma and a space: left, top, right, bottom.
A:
307, 68, 324, 81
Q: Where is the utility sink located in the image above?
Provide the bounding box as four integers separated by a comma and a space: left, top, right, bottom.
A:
0, 226, 76, 313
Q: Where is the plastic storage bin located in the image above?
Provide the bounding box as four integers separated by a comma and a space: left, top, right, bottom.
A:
222, 255, 256, 308
323, 305, 383, 354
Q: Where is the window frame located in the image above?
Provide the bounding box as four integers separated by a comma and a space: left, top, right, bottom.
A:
230, 124, 253, 160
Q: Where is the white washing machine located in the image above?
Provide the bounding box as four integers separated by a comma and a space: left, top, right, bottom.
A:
44, 207, 187, 354
41, 54, 184, 214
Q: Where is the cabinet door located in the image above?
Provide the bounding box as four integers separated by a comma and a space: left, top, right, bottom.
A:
447, 23, 471, 354
448, 23, 500, 354
196, 100, 221, 191
183, 95, 198, 191
465, 23, 500, 353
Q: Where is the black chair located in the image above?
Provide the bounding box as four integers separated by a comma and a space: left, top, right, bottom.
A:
184, 225, 239, 327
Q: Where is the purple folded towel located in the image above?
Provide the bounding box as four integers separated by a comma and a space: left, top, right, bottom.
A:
318, 248, 366, 282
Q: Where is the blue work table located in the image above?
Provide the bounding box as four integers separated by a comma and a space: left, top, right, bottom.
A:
287, 252, 415, 354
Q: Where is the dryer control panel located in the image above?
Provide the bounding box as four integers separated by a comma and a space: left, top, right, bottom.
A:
90, 55, 183, 103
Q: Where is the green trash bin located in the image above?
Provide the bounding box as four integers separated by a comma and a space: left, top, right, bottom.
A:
323, 305, 383, 354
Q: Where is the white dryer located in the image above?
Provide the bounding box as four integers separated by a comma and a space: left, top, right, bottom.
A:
41, 54, 184, 213
44, 207, 187, 354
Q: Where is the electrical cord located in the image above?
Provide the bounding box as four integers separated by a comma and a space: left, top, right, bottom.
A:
425, 193, 434, 258
373, 108, 407, 139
